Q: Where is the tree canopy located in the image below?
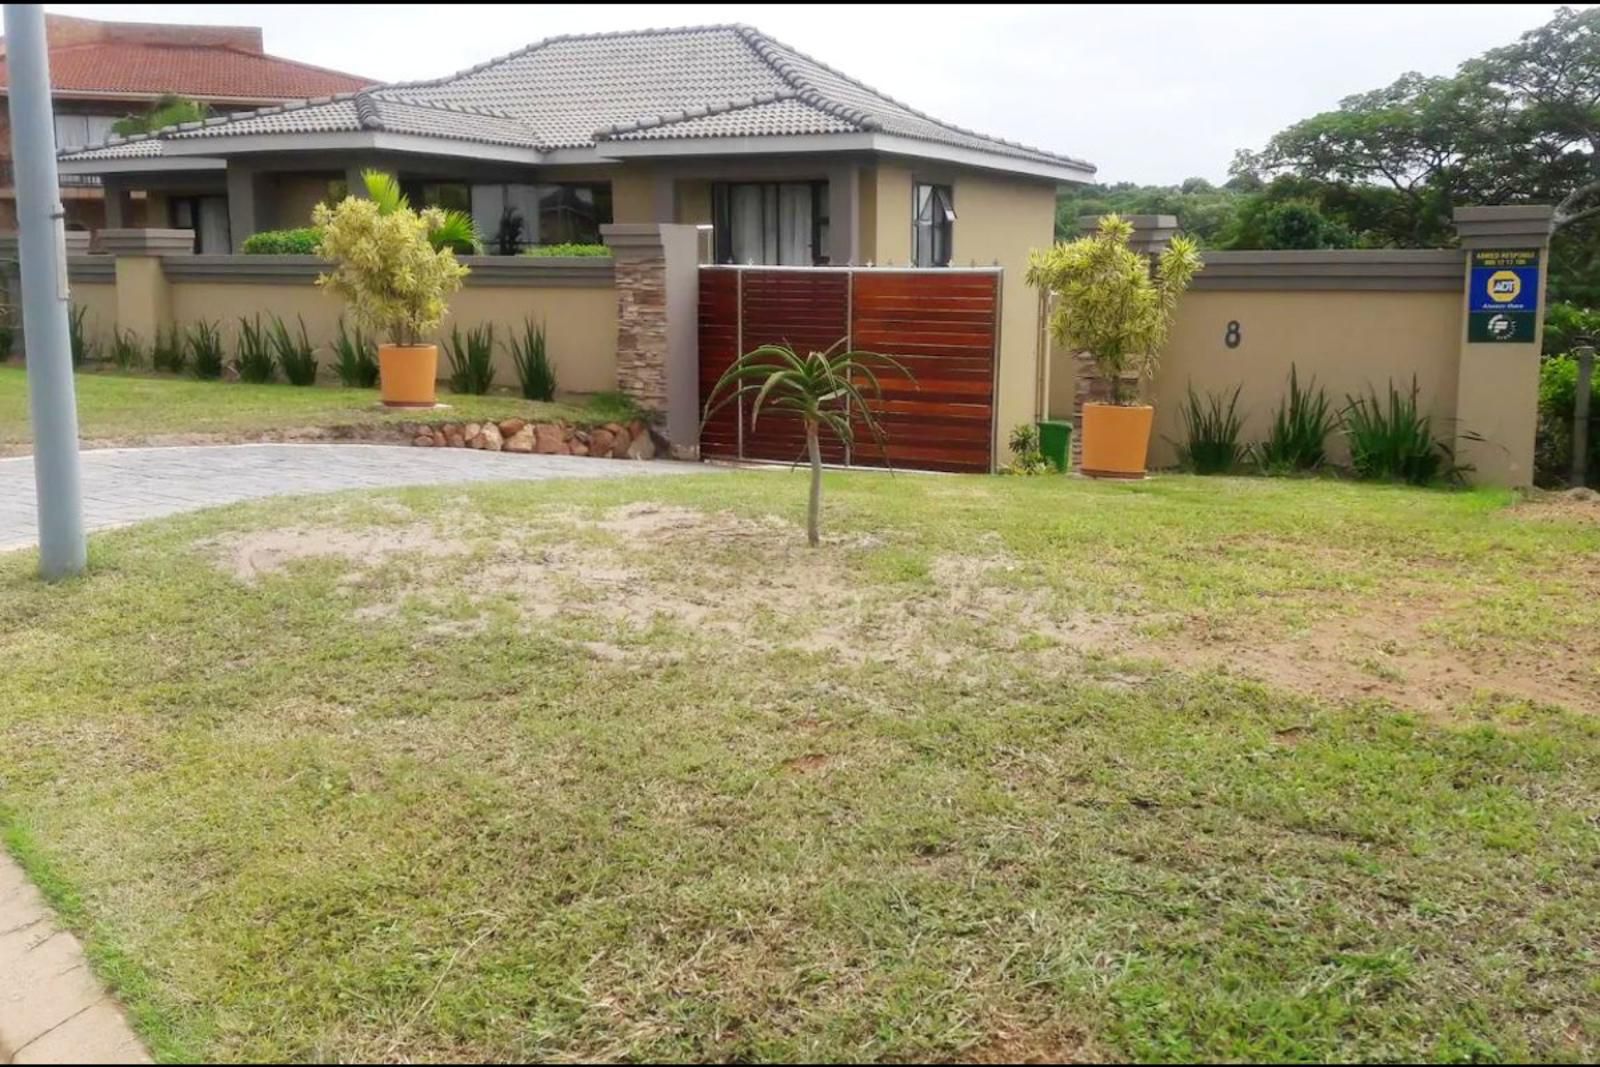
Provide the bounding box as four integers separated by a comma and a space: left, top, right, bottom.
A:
1058, 7, 1600, 309
110, 94, 211, 137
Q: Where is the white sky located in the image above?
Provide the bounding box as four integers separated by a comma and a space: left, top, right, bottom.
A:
46, 3, 1572, 184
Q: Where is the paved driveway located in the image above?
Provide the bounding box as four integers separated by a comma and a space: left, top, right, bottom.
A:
0, 444, 711, 551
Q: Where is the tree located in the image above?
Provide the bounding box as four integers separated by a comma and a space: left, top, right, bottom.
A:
701, 342, 911, 547
111, 94, 209, 136
1026, 214, 1203, 404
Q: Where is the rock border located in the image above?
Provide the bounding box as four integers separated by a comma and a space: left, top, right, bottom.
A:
408, 417, 658, 460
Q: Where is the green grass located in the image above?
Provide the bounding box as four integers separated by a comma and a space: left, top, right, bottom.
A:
0, 366, 632, 453
1, 473, 1598, 1062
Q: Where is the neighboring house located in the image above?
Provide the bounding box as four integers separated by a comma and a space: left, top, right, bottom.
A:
57, 23, 1095, 265
0, 13, 370, 237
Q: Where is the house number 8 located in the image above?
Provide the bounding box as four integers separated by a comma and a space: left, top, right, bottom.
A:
1224, 321, 1242, 348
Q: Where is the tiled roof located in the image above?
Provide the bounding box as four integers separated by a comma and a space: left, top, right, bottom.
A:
1, 41, 371, 100
607, 95, 858, 141
60, 24, 1091, 174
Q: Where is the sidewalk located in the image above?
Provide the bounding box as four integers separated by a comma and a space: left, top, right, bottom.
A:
0, 854, 150, 1064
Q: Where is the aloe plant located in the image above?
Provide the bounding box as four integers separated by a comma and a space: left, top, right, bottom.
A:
702, 341, 913, 547
270, 314, 319, 386
187, 320, 225, 380
1175, 384, 1247, 474
1255, 364, 1339, 474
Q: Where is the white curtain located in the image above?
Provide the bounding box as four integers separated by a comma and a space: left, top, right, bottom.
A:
198, 197, 230, 254
730, 184, 768, 264
777, 184, 811, 265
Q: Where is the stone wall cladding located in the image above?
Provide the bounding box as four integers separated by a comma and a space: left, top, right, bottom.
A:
612, 250, 669, 414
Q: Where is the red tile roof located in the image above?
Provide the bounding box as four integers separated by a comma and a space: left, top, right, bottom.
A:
0, 41, 373, 102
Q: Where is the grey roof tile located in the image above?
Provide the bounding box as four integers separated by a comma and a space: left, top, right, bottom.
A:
59, 24, 1091, 173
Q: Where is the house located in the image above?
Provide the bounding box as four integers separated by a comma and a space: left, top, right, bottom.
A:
57, 24, 1094, 261
57, 24, 1096, 470
0, 13, 370, 235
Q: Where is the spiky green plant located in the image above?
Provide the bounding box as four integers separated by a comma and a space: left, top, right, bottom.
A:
1343, 377, 1464, 485
270, 314, 319, 386
702, 341, 913, 547
360, 170, 482, 254
1254, 364, 1339, 474
445, 323, 496, 395
508, 319, 557, 401
235, 314, 277, 383
332, 318, 379, 388
1006, 423, 1050, 475
109, 327, 145, 370
1174, 384, 1247, 475
68, 304, 95, 368
151, 323, 187, 374
187, 320, 225, 380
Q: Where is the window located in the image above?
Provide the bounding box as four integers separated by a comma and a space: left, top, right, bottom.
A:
400, 180, 471, 214
913, 182, 955, 267
169, 196, 231, 253
52, 114, 118, 151
711, 181, 829, 265
469, 183, 613, 251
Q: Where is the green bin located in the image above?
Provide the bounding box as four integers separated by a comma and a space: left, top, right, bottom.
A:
1037, 419, 1072, 473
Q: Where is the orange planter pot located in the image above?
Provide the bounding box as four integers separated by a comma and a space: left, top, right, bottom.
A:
378, 344, 438, 408
1080, 403, 1154, 479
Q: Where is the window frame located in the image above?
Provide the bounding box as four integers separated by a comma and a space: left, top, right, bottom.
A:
912, 181, 955, 268
711, 180, 830, 266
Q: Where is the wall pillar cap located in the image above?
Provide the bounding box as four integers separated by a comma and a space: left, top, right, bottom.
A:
1453, 204, 1554, 248
601, 223, 666, 255
99, 228, 196, 257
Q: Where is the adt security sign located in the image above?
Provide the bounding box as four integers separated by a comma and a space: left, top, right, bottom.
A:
1467, 248, 1540, 343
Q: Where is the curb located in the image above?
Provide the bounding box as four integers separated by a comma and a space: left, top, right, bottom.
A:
0, 854, 150, 1064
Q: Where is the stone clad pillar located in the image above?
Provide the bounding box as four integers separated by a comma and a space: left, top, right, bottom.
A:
1452, 205, 1553, 488
601, 223, 701, 458
1064, 214, 1177, 470
99, 228, 194, 344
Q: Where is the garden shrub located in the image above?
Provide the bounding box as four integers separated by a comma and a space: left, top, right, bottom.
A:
270, 315, 319, 386
1342, 378, 1461, 485
445, 323, 496, 395
1535, 353, 1600, 486
152, 324, 187, 374
235, 314, 277, 383
109, 327, 145, 370
1004, 423, 1051, 475
332, 318, 379, 388
1253, 364, 1338, 473
187, 320, 225, 380
1174, 384, 1247, 474
241, 228, 323, 255
522, 243, 610, 257
68, 304, 95, 367
508, 319, 557, 401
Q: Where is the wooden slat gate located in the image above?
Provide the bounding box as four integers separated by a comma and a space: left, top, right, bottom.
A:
698, 266, 1001, 473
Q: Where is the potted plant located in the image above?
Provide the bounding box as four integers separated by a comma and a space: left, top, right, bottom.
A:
1026, 214, 1201, 477
312, 171, 473, 407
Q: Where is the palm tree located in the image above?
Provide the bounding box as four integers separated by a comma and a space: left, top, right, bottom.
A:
702, 341, 913, 547
359, 170, 482, 254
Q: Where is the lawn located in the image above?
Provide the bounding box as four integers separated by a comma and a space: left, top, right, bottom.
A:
0, 366, 630, 454
1, 471, 1598, 1062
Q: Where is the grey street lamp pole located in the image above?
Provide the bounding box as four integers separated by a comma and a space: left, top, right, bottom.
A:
4, 3, 85, 579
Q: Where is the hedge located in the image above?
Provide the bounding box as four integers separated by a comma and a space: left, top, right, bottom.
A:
521, 243, 610, 257
241, 228, 322, 255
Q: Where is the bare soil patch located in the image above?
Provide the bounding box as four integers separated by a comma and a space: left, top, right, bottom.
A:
207, 503, 1597, 717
